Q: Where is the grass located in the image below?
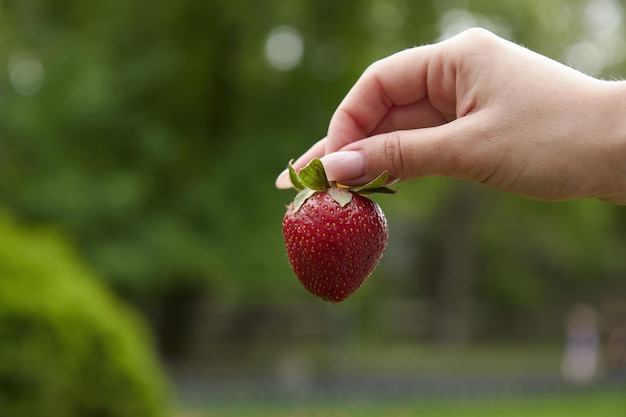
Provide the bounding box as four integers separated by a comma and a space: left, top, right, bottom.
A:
187, 389, 626, 417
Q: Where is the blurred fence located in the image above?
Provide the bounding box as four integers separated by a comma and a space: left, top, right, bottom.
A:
174, 369, 626, 407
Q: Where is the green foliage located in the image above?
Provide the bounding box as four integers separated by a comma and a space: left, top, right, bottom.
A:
0, 0, 625, 338
0, 0, 438, 298
0, 211, 171, 417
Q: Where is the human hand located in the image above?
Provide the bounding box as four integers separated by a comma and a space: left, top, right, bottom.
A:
275, 28, 626, 204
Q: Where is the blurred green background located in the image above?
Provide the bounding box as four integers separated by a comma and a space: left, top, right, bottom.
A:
1, 0, 626, 415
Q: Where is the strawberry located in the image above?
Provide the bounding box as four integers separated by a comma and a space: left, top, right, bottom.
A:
282, 158, 395, 302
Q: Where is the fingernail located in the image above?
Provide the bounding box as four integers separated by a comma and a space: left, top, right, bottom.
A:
275, 168, 291, 189
320, 151, 365, 182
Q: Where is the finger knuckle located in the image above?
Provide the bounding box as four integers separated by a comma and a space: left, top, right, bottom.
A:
451, 27, 499, 54
383, 132, 405, 180
456, 27, 494, 43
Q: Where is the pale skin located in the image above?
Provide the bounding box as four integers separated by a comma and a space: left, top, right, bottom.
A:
275, 28, 626, 205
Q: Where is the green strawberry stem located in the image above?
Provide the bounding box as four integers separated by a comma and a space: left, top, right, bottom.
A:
287, 158, 396, 212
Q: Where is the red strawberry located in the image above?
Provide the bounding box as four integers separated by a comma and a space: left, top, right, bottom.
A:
282, 158, 394, 302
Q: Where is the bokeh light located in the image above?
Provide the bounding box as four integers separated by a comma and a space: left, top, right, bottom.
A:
265, 25, 304, 71
8, 55, 45, 96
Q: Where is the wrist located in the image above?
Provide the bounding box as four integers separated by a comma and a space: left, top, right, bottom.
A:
595, 80, 626, 203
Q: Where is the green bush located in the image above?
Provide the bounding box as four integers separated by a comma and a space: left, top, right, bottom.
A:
0, 211, 171, 417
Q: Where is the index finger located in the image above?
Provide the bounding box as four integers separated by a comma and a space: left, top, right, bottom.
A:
325, 41, 458, 153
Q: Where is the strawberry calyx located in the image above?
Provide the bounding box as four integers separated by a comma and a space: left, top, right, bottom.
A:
287, 157, 396, 212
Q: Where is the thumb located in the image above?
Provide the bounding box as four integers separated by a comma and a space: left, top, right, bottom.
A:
321, 119, 479, 186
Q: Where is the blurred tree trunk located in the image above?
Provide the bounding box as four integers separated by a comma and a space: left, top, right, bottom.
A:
133, 285, 205, 362
426, 182, 479, 345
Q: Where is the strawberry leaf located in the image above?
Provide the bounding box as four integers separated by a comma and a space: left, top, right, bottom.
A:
292, 188, 316, 212
298, 158, 329, 191
288, 160, 305, 191
328, 187, 353, 207
358, 186, 397, 195
354, 171, 397, 195
355, 171, 388, 191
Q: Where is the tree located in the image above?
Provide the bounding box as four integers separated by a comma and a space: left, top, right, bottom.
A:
1, 0, 625, 351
